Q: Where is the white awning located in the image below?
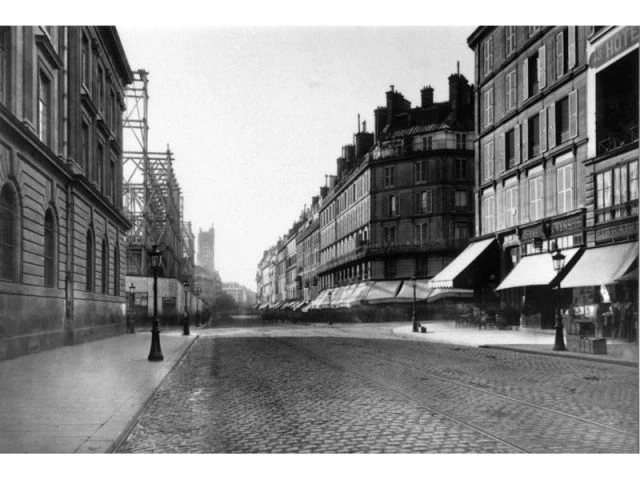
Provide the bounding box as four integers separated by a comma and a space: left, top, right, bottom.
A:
362, 281, 402, 304
395, 280, 431, 302
561, 242, 638, 288
309, 288, 336, 309
342, 282, 374, 308
427, 288, 473, 303
429, 238, 496, 289
495, 248, 581, 291
333, 284, 359, 308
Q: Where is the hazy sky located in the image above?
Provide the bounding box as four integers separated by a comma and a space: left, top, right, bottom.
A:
118, 26, 475, 289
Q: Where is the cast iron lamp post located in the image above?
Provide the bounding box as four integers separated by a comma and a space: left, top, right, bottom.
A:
551, 247, 566, 351
411, 276, 419, 332
148, 245, 164, 361
183, 279, 190, 336
194, 288, 201, 326
328, 290, 333, 325
128, 282, 136, 333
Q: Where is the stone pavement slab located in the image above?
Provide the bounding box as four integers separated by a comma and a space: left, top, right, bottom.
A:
0, 330, 197, 453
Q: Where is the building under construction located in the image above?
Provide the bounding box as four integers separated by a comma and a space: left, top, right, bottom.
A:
123, 70, 196, 323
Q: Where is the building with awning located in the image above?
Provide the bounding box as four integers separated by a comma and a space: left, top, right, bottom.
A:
561, 242, 638, 288
332, 284, 359, 308
362, 281, 402, 304
429, 238, 498, 289
495, 248, 581, 291
395, 280, 431, 302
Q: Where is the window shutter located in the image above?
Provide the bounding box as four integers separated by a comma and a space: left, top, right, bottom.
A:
514, 124, 521, 164
540, 108, 547, 153
569, 90, 578, 138
568, 26, 576, 69
557, 167, 564, 213
538, 45, 546, 90
497, 186, 505, 231
556, 31, 564, 78
497, 133, 505, 175
548, 102, 556, 148
523, 58, 529, 101
521, 178, 529, 223
522, 120, 529, 161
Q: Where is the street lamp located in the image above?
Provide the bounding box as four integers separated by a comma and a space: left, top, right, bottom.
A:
551, 247, 566, 351
182, 279, 190, 336
128, 282, 136, 334
411, 276, 419, 333
147, 244, 164, 361
327, 290, 333, 325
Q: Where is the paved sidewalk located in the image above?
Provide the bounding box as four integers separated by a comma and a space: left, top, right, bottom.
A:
393, 321, 638, 367
0, 330, 197, 453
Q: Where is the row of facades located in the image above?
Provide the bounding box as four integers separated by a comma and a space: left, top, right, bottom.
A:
257, 26, 639, 334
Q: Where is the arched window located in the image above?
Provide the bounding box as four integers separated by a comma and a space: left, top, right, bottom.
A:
86, 229, 94, 291
44, 208, 56, 287
101, 237, 108, 294
0, 183, 18, 281
113, 244, 120, 296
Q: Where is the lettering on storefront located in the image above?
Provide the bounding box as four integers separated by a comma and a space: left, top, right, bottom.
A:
521, 226, 543, 241
595, 221, 638, 242
551, 216, 583, 235
589, 26, 640, 69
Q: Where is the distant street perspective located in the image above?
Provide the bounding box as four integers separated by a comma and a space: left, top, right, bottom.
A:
117, 316, 638, 454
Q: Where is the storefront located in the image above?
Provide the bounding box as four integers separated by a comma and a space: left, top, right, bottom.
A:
560, 242, 638, 342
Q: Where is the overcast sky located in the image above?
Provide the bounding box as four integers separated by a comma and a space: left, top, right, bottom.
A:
117, 26, 475, 289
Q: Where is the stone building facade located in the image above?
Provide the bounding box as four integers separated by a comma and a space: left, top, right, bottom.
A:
0, 26, 132, 359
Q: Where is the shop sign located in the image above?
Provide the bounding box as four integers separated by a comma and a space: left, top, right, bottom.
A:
551, 216, 583, 235
589, 26, 640, 69
521, 225, 543, 241
595, 221, 638, 242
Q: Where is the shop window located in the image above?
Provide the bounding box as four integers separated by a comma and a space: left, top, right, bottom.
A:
0, 183, 18, 281
595, 162, 638, 223
44, 209, 56, 287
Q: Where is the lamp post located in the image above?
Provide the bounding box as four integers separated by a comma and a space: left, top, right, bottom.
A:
182, 279, 190, 336
128, 282, 136, 334
328, 290, 333, 325
411, 276, 419, 333
148, 245, 163, 361
551, 247, 566, 351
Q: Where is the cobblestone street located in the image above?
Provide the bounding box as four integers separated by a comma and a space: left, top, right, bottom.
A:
117, 321, 639, 453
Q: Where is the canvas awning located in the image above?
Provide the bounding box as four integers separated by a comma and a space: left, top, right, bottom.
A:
328, 286, 350, 308
362, 281, 402, 304
495, 248, 581, 291
562, 242, 638, 288
339, 282, 374, 308
333, 284, 359, 308
309, 288, 336, 309
429, 238, 496, 289
427, 288, 473, 303
395, 280, 431, 302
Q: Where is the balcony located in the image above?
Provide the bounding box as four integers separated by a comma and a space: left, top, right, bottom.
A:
597, 125, 639, 156
595, 199, 639, 224
372, 137, 474, 161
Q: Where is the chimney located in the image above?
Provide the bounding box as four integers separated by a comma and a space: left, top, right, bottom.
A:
374, 106, 387, 142
342, 145, 355, 164
336, 157, 346, 180
421, 85, 434, 107
328, 175, 337, 188
320, 186, 329, 198
448, 73, 469, 118
311, 195, 319, 207
354, 130, 375, 159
